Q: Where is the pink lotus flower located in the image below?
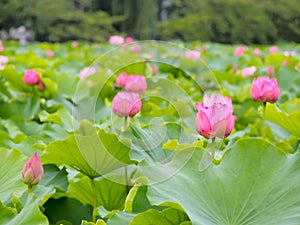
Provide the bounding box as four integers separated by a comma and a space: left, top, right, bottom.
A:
132, 44, 141, 52
242, 66, 257, 77
0, 55, 8, 64
112, 92, 142, 117
266, 66, 275, 76
114, 72, 128, 88
282, 59, 289, 66
21, 153, 44, 186
72, 41, 78, 48
253, 48, 262, 56
46, 50, 54, 58
109, 35, 124, 45
195, 94, 237, 139
269, 45, 278, 54
232, 65, 238, 73
124, 75, 147, 93
202, 45, 209, 52
283, 51, 296, 57
0, 41, 4, 52
250, 76, 280, 103
186, 50, 200, 60
234, 46, 246, 56
152, 66, 158, 75
23, 70, 40, 86
125, 37, 134, 44
80, 67, 97, 79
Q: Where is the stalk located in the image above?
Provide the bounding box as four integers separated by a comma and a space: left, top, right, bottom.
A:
262, 102, 267, 139
90, 178, 97, 223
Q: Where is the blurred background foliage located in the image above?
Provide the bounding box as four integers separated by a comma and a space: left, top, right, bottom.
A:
0, 0, 299, 44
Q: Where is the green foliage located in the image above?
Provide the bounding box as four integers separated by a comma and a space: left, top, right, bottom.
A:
160, 0, 299, 44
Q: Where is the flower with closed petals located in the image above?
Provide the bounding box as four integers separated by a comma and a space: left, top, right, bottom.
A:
186, 50, 200, 60
195, 94, 237, 139
23, 70, 40, 86
250, 76, 280, 103
125, 37, 134, 44
242, 66, 256, 77
266, 66, 274, 76
112, 92, 142, 117
114, 72, 128, 88
124, 75, 147, 94
234, 46, 246, 56
109, 35, 124, 45
21, 153, 44, 186
253, 48, 262, 56
269, 45, 278, 54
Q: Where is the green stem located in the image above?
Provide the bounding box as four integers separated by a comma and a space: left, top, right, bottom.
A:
211, 137, 216, 162
262, 102, 267, 139
27, 185, 32, 194
123, 116, 128, 131
90, 178, 97, 223
125, 166, 130, 194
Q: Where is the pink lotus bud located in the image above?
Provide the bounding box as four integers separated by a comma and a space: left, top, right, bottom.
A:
80, 67, 97, 79
132, 44, 141, 52
114, 72, 128, 88
37, 81, 45, 91
186, 50, 200, 60
23, 70, 40, 86
195, 94, 237, 139
282, 59, 289, 66
242, 66, 256, 77
112, 91, 142, 117
124, 75, 147, 93
253, 48, 262, 56
269, 45, 278, 54
266, 66, 275, 76
0, 41, 4, 52
152, 66, 158, 75
202, 45, 209, 52
72, 41, 78, 48
109, 35, 124, 45
232, 65, 238, 73
250, 76, 280, 103
125, 37, 134, 44
234, 46, 245, 56
21, 153, 44, 186
46, 50, 54, 58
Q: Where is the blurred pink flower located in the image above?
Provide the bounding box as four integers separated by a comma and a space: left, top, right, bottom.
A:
186, 50, 200, 60
114, 72, 128, 88
46, 50, 54, 58
152, 66, 158, 75
23, 70, 40, 86
0, 55, 8, 64
232, 65, 238, 73
132, 44, 141, 52
202, 45, 209, 52
284, 51, 296, 57
234, 46, 246, 56
282, 59, 289, 66
72, 41, 78, 48
80, 67, 97, 79
125, 37, 134, 44
109, 35, 124, 45
295, 61, 300, 72
269, 45, 278, 54
125, 75, 147, 93
195, 94, 236, 139
0, 41, 4, 52
112, 91, 142, 117
21, 153, 44, 186
250, 76, 280, 103
266, 66, 275, 76
253, 48, 262, 56
242, 66, 257, 77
